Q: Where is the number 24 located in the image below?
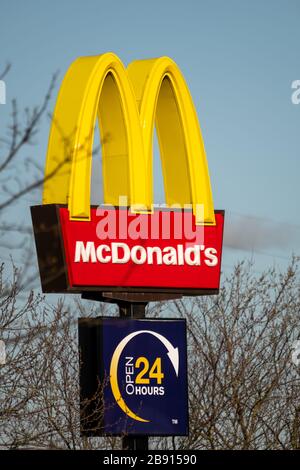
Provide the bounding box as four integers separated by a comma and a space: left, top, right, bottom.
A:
135, 357, 164, 384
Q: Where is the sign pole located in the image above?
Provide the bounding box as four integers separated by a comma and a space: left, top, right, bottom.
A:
118, 300, 149, 451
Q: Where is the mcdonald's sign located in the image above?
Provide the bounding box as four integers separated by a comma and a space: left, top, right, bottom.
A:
31, 53, 224, 297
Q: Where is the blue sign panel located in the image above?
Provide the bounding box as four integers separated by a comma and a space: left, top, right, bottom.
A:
79, 318, 188, 436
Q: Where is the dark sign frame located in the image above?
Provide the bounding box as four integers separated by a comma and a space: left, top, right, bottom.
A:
78, 317, 189, 437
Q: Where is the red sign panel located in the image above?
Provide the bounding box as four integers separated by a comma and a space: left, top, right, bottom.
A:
59, 207, 224, 291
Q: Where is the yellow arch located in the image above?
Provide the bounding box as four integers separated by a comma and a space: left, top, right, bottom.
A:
42, 53, 215, 224
43, 53, 148, 220
128, 57, 215, 225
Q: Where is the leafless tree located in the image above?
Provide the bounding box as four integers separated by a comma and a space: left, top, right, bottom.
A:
151, 260, 300, 450
0, 67, 299, 450
1, 257, 299, 449
0, 262, 119, 449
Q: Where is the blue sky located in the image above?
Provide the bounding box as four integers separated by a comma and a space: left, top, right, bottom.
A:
0, 0, 299, 274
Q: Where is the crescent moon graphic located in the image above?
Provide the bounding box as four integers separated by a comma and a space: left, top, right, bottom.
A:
109, 330, 179, 422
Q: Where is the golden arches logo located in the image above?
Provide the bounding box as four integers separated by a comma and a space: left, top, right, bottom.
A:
43, 52, 215, 225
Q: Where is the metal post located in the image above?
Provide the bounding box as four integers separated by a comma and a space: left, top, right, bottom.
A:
119, 301, 149, 451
